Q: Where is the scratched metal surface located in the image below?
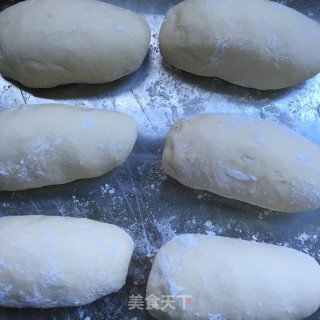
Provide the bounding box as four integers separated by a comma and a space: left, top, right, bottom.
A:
0, 0, 320, 319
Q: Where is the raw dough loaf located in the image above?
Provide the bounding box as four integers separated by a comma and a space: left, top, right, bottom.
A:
0, 104, 138, 191
0, 215, 134, 308
162, 113, 320, 212
147, 234, 320, 320
159, 0, 320, 90
0, 0, 150, 88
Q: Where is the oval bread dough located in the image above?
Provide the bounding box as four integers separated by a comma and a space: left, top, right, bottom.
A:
162, 113, 320, 212
0, 215, 134, 308
0, 104, 138, 191
147, 234, 320, 320
159, 0, 320, 90
0, 0, 151, 88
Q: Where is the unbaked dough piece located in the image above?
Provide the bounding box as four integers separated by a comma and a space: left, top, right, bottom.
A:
159, 0, 320, 90
147, 234, 320, 320
162, 113, 320, 212
0, 0, 150, 88
0, 215, 134, 308
0, 104, 138, 191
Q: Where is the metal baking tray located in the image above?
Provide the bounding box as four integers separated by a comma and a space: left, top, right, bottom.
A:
0, 0, 320, 319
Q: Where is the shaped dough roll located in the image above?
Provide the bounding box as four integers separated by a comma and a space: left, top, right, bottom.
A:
0, 215, 134, 308
162, 113, 320, 212
147, 234, 320, 320
0, 0, 150, 88
159, 0, 320, 90
0, 104, 138, 191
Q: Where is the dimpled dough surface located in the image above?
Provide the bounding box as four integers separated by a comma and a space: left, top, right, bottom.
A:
159, 0, 320, 90
162, 113, 320, 212
146, 234, 320, 320
0, 0, 151, 88
0, 104, 138, 191
0, 215, 134, 308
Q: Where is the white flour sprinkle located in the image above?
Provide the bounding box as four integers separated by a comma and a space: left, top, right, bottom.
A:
101, 184, 115, 195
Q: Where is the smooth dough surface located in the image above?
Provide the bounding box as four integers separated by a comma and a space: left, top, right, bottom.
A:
0, 104, 138, 191
0, 0, 151, 88
147, 234, 320, 320
159, 0, 320, 90
0, 215, 134, 308
162, 113, 320, 212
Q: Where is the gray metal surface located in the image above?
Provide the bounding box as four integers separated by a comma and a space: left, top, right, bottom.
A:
0, 0, 320, 319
